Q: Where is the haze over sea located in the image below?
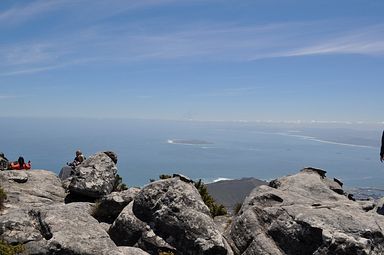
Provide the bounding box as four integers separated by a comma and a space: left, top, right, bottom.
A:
1, 117, 382, 189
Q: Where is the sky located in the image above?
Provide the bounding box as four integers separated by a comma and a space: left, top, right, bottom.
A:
1, 0, 384, 123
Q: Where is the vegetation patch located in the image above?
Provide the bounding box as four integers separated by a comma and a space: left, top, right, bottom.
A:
113, 174, 128, 192
194, 179, 227, 217
0, 240, 25, 255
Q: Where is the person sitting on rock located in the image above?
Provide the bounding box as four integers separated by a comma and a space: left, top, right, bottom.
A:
10, 156, 31, 170
67, 150, 86, 169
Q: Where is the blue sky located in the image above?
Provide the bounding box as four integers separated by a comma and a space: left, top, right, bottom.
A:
1, 0, 384, 122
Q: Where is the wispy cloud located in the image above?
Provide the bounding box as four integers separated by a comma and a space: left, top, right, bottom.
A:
0, 0, 68, 24
279, 25, 384, 57
0, 94, 24, 99
77, 21, 384, 62
0, 0, 180, 25
1, 0, 384, 76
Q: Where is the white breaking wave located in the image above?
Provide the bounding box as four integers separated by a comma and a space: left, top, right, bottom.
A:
277, 133, 375, 149
203, 177, 234, 184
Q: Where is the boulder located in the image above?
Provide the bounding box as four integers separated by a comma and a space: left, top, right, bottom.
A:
109, 202, 176, 253
9, 203, 126, 255
0, 170, 66, 210
109, 202, 147, 246
227, 168, 384, 255
133, 177, 229, 255
58, 166, 73, 180
94, 188, 140, 223
104, 151, 118, 164
68, 152, 117, 198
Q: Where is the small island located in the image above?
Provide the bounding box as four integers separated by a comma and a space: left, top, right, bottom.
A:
167, 139, 213, 145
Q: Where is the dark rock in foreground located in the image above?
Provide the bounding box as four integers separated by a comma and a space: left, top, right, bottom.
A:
94, 188, 140, 223
2, 161, 384, 255
132, 177, 230, 255
227, 168, 384, 255
68, 152, 117, 198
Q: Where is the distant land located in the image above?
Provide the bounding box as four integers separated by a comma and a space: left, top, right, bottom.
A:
167, 139, 213, 145
207, 177, 268, 214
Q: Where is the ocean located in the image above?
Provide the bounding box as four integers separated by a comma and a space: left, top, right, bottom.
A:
1, 117, 383, 189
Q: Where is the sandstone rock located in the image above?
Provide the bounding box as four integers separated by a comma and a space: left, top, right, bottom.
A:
0, 170, 66, 210
104, 151, 118, 164
214, 215, 232, 234
109, 202, 147, 246
0, 208, 42, 244
94, 188, 140, 223
20, 203, 124, 255
133, 177, 229, 255
227, 168, 384, 255
68, 152, 117, 198
118, 246, 150, 255
109, 202, 177, 254
375, 197, 384, 215
58, 166, 73, 180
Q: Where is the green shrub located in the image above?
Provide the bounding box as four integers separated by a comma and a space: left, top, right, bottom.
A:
194, 180, 227, 218
0, 186, 6, 211
0, 240, 24, 255
159, 174, 172, 180
113, 174, 128, 192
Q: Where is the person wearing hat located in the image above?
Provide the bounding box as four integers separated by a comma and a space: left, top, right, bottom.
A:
67, 150, 86, 169
74, 150, 85, 166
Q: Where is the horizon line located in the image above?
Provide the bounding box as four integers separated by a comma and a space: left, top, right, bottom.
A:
0, 116, 382, 125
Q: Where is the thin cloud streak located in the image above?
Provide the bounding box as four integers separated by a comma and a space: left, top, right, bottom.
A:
1, 20, 384, 75
0, 0, 181, 25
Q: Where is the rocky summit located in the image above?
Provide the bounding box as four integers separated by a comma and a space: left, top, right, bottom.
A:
1, 153, 384, 255
227, 168, 384, 255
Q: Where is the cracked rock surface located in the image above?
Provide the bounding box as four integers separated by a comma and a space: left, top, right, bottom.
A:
227, 168, 384, 255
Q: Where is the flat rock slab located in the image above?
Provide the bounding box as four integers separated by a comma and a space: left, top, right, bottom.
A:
0, 170, 66, 210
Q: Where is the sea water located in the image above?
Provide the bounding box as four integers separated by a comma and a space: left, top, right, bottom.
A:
0, 118, 383, 189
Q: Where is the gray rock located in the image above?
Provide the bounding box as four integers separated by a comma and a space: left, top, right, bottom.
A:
94, 188, 140, 223
118, 246, 150, 255
214, 215, 232, 234
0, 208, 42, 244
100, 222, 112, 233
109, 202, 147, 246
69, 152, 117, 198
228, 169, 384, 255
375, 197, 384, 215
20, 203, 124, 255
133, 178, 229, 255
0, 170, 66, 210
110, 202, 177, 253
58, 166, 73, 180
104, 151, 118, 164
